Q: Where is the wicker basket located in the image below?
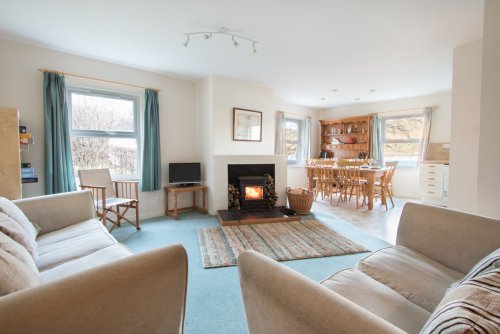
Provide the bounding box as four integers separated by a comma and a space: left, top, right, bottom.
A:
286, 187, 314, 214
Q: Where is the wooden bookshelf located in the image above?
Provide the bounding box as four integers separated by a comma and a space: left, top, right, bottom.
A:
320, 115, 371, 159
0, 108, 22, 199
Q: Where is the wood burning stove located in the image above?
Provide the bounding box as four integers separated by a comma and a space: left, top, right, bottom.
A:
238, 176, 267, 210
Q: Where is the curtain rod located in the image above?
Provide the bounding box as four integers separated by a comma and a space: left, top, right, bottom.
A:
371, 105, 438, 116
280, 110, 312, 118
38, 68, 160, 92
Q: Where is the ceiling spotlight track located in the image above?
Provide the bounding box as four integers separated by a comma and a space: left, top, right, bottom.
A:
183, 27, 258, 54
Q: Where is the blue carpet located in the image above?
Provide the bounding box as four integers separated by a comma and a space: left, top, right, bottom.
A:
112, 210, 391, 334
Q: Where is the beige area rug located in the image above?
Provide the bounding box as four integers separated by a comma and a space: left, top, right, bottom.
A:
198, 220, 369, 268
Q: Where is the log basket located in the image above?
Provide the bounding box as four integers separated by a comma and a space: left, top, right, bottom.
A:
286, 187, 314, 215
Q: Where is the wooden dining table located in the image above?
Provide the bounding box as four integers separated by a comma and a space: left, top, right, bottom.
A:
306, 165, 387, 210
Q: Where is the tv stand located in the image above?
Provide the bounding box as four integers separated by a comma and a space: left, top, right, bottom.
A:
176, 183, 198, 188
164, 185, 208, 220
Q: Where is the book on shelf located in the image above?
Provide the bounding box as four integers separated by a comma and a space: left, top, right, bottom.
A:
21, 162, 31, 168
21, 177, 38, 183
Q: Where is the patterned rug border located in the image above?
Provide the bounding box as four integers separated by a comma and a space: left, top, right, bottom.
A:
198, 220, 369, 269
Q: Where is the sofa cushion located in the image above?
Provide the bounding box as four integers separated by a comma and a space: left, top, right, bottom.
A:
357, 245, 464, 312
0, 212, 38, 261
0, 248, 41, 296
0, 231, 39, 274
41, 244, 133, 282
321, 268, 431, 334
37, 219, 117, 271
0, 196, 39, 237
420, 268, 500, 334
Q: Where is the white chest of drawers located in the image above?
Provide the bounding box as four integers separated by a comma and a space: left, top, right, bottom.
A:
420, 162, 449, 206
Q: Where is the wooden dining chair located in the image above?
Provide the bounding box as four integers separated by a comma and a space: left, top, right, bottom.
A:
374, 161, 398, 210
336, 161, 367, 209
78, 168, 140, 232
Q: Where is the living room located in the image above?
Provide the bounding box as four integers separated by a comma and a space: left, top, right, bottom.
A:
0, 1, 499, 333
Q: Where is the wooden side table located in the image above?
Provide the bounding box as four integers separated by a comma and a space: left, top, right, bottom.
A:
164, 185, 208, 219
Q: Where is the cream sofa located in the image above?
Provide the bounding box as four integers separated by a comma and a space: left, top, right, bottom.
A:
239, 203, 500, 334
0, 190, 188, 334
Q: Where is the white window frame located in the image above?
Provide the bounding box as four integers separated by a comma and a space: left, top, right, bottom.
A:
285, 118, 301, 165
381, 113, 424, 168
67, 87, 141, 180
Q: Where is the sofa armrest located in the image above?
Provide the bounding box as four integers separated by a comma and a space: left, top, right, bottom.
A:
397, 202, 500, 274
13, 190, 96, 236
238, 251, 405, 334
0, 244, 188, 334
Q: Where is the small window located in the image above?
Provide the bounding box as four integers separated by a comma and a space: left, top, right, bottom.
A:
285, 118, 301, 164
68, 88, 140, 179
381, 114, 424, 166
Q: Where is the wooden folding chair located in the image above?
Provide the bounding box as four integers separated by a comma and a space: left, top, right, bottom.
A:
78, 168, 140, 232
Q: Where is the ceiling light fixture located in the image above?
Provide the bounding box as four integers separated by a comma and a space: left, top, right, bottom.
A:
183, 27, 258, 54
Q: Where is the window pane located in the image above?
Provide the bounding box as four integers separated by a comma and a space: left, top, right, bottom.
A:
71, 92, 135, 132
71, 137, 138, 176
285, 121, 299, 141
384, 117, 423, 141
383, 143, 420, 161
286, 142, 298, 161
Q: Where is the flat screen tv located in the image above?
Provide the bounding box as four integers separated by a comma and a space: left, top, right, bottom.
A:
169, 162, 201, 185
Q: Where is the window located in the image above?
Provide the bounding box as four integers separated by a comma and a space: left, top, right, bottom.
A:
68, 88, 140, 179
381, 114, 424, 166
285, 118, 301, 164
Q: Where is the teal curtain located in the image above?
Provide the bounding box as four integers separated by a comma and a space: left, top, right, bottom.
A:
43, 72, 77, 194
275, 111, 286, 155
141, 89, 161, 191
298, 117, 312, 166
370, 114, 383, 163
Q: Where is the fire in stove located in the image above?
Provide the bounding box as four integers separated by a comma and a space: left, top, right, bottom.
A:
245, 186, 264, 200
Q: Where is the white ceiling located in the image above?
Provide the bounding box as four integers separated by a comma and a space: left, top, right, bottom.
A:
0, 0, 483, 108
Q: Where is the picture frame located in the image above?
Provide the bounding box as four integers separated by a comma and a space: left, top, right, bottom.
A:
233, 108, 262, 142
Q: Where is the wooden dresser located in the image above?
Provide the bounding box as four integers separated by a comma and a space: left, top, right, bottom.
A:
319, 115, 371, 159
0, 108, 22, 199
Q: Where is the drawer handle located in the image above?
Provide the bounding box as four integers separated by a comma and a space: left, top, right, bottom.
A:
428, 191, 434, 194
428, 172, 435, 174
428, 178, 435, 180
427, 184, 434, 187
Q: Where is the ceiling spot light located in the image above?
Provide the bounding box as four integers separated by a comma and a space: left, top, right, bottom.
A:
321, 98, 326, 101
354, 98, 360, 101
182, 27, 258, 54
369, 89, 376, 92
331, 89, 338, 92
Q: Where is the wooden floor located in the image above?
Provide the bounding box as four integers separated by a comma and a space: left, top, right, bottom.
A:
312, 195, 419, 245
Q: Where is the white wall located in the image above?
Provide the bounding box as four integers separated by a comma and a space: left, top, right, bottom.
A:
476, 0, 500, 218
195, 76, 215, 212
196, 75, 320, 212
448, 40, 482, 212
0, 39, 196, 219
320, 92, 452, 198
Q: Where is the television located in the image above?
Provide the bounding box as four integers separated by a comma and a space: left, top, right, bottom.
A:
169, 162, 201, 186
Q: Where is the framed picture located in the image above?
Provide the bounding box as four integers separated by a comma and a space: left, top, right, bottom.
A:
233, 108, 262, 142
